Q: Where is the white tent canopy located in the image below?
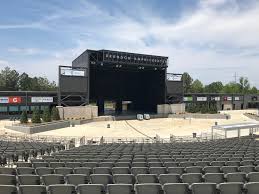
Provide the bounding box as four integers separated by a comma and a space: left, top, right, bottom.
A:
211, 122, 259, 139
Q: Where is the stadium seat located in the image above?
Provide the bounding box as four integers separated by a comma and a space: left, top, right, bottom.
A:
217, 182, 243, 194
16, 162, 32, 168
191, 183, 217, 194
49, 162, 65, 168
82, 162, 98, 168
134, 183, 163, 194
99, 162, 114, 168
19, 185, 47, 194
36, 167, 54, 176
33, 162, 49, 168
181, 173, 203, 184
42, 174, 65, 185
211, 161, 225, 166
66, 174, 88, 185
0, 167, 16, 175
168, 167, 185, 175
0, 185, 17, 194
112, 167, 130, 174
131, 167, 149, 176
107, 184, 134, 194
196, 161, 210, 167
17, 167, 35, 175
186, 166, 203, 174
244, 182, 259, 194
163, 183, 189, 194
18, 175, 41, 185
0, 174, 16, 185
164, 162, 178, 168
226, 172, 246, 183
204, 173, 225, 184
203, 166, 221, 173
55, 167, 73, 176
66, 162, 81, 168
114, 162, 131, 168
48, 184, 76, 194
247, 172, 259, 182
113, 174, 136, 184
158, 174, 181, 184
74, 167, 92, 176
136, 174, 159, 183
93, 167, 112, 174
221, 166, 238, 174
149, 167, 167, 175
239, 165, 255, 173
77, 184, 105, 194
132, 162, 147, 167
90, 174, 113, 186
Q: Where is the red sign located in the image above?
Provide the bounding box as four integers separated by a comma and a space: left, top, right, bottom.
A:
9, 97, 22, 104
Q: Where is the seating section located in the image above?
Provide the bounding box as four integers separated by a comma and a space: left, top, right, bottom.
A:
1, 138, 259, 193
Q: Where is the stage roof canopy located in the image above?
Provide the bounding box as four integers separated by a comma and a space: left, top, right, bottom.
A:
212, 122, 259, 131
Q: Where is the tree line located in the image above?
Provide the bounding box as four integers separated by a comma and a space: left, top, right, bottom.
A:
182, 72, 259, 94
0, 66, 57, 91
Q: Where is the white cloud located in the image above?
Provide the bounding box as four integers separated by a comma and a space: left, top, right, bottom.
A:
8, 47, 42, 55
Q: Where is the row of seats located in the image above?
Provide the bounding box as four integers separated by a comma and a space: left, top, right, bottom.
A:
0, 182, 258, 194
3, 165, 259, 176
2, 172, 259, 186
26, 160, 259, 167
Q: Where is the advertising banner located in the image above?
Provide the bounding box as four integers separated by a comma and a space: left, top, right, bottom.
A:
183, 96, 193, 102
211, 97, 221, 101
31, 97, 53, 103
0, 97, 21, 104
197, 97, 207, 102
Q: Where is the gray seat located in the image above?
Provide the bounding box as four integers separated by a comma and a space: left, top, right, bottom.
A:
203, 166, 221, 173
74, 167, 92, 176
18, 175, 40, 185
239, 166, 255, 173
196, 161, 210, 167
107, 184, 134, 194
17, 167, 35, 175
19, 185, 47, 194
66, 162, 81, 168
55, 167, 73, 176
136, 174, 159, 183
115, 162, 131, 168
247, 172, 259, 182
82, 162, 99, 168
217, 183, 243, 194
221, 166, 238, 174
33, 162, 49, 168
132, 162, 147, 167
0, 174, 16, 185
49, 162, 65, 168
48, 184, 76, 194
168, 167, 185, 175
36, 167, 54, 176
16, 162, 32, 168
0, 185, 17, 194
0, 167, 16, 175
244, 182, 259, 194
163, 183, 189, 194
93, 167, 112, 174
164, 162, 178, 168
113, 174, 135, 184
90, 174, 113, 186
191, 183, 217, 194
112, 167, 130, 174
179, 162, 194, 167
149, 167, 167, 175
186, 166, 203, 174
159, 174, 181, 185
226, 172, 246, 183
66, 174, 88, 185
211, 161, 225, 166
131, 167, 149, 176
204, 173, 225, 184
99, 162, 114, 168
134, 183, 163, 194
181, 173, 203, 184
78, 184, 105, 194
149, 162, 163, 167
226, 161, 240, 166
42, 174, 65, 185
240, 160, 254, 166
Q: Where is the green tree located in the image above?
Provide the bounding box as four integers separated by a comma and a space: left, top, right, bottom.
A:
190, 79, 204, 93
19, 73, 32, 91
20, 110, 28, 124
0, 67, 20, 90
51, 107, 61, 121
204, 82, 224, 93
222, 82, 240, 94
239, 77, 250, 94
42, 108, 51, 122
249, 86, 258, 94
182, 72, 193, 93
31, 110, 41, 123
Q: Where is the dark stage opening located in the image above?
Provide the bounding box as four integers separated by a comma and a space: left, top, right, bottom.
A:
90, 66, 166, 115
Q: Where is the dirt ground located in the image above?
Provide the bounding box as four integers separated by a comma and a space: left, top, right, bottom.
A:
1, 109, 258, 139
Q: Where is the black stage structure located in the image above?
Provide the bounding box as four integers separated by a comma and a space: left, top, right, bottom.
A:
58, 49, 183, 115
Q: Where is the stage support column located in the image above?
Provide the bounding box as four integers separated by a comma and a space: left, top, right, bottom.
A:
97, 98, 104, 116
115, 99, 123, 114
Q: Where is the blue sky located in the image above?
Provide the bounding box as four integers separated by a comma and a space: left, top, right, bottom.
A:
0, 0, 259, 87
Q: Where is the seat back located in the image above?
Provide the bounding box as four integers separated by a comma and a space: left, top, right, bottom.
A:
48, 184, 76, 194
163, 183, 189, 194
77, 184, 105, 194
134, 183, 163, 194
66, 174, 88, 185
136, 174, 158, 184
107, 184, 134, 194
42, 174, 64, 185
218, 183, 243, 194
113, 174, 135, 184
191, 183, 217, 194
18, 175, 40, 185
0, 174, 16, 185
19, 185, 47, 194
0, 185, 17, 194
